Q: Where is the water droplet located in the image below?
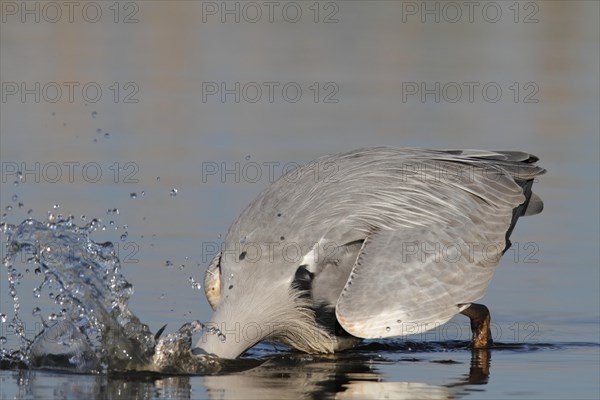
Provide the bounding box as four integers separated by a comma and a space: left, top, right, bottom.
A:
396, 319, 402, 323
5, 205, 12, 212
0, 314, 6, 323
218, 333, 226, 342
91, 111, 97, 118
27, 209, 33, 215
13, 180, 20, 187
140, 191, 145, 197
130, 192, 137, 199
188, 277, 201, 290
169, 188, 178, 197
18, 202, 24, 208
104, 132, 110, 138
11, 194, 18, 201
32, 307, 41, 316
245, 155, 251, 160
0, 337, 6, 345
165, 260, 173, 268
385, 326, 391, 332
120, 232, 128, 241
53, 204, 60, 209
206, 326, 218, 335
156, 176, 160, 181
96, 128, 102, 134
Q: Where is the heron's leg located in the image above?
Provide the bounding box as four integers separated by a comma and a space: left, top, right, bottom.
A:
460, 303, 492, 348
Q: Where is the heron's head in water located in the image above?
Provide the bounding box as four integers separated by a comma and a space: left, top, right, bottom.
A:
194, 243, 334, 359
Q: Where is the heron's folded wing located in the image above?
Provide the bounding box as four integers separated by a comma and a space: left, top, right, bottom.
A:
335, 226, 503, 339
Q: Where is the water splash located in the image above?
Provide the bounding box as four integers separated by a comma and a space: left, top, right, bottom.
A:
0, 217, 220, 374
152, 320, 222, 374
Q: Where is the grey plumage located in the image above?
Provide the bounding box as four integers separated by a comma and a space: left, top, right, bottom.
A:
197, 147, 545, 358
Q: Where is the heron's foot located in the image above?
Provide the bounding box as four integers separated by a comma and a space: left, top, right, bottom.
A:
460, 303, 492, 348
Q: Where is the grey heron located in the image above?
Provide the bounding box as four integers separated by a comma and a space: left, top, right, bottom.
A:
195, 147, 545, 359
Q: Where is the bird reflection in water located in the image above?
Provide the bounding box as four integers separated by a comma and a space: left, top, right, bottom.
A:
199, 347, 492, 399
10, 346, 491, 399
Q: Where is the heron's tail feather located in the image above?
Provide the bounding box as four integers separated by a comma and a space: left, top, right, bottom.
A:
524, 192, 544, 216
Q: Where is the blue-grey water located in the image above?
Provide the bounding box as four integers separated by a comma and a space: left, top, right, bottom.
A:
1, 1, 598, 399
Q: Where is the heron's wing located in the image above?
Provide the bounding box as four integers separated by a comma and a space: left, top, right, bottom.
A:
335, 224, 503, 339
329, 153, 538, 339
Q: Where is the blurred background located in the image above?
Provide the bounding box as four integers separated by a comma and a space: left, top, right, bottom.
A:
1, 1, 598, 398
